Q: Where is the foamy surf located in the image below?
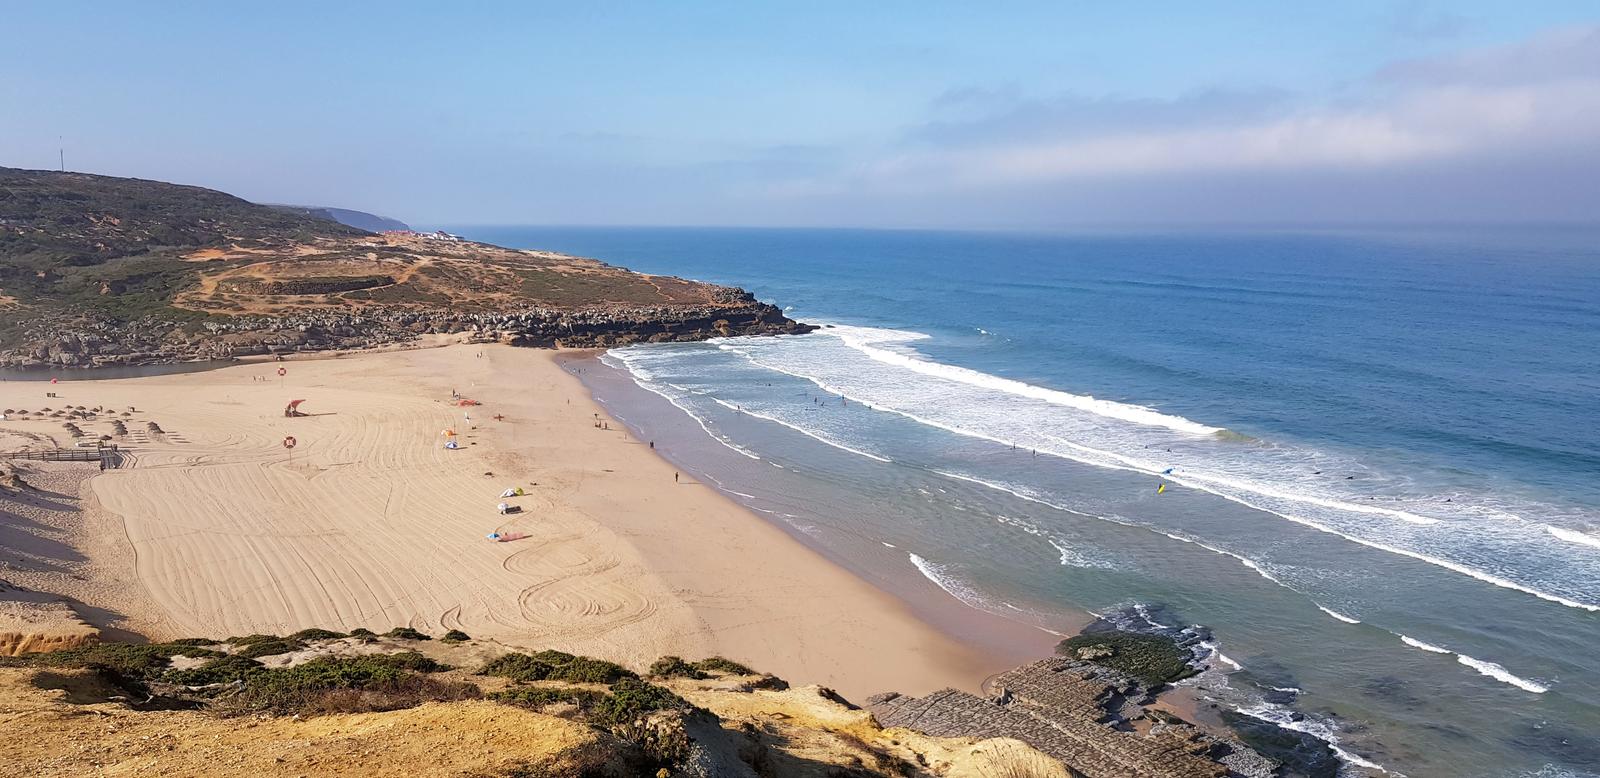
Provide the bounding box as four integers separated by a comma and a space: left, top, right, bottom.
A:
830, 325, 1223, 436
1397, 635, 1548, 693
1547, 525, 1600, 550
1456, 655, 1549, 694
908, 552, 988, 610
710, 397, 892, 462
1315, 605, 1362, 624
706, 328, 1600, 614
1232, 704, 1393, 773
602, 351, 763, 461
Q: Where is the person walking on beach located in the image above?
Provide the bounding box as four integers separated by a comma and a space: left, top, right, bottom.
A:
674, 472, 679, 483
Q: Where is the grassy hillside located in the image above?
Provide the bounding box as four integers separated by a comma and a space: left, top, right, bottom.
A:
0, 167, 363, 322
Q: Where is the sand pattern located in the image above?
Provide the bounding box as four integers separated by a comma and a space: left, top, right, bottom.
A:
0, 345, 1015, 698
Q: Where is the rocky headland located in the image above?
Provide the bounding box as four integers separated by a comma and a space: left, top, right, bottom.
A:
0, 167, 812, 368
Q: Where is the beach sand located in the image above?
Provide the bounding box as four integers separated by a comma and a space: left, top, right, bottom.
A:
0, 344, 1023, 699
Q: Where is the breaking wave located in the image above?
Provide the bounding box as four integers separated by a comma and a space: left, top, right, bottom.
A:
908, 553, 999, 614
1547, 525, 1600, 550
690, 325, 1600, 614
1315, 605, 1362, 625
831, 325, 1222, 436
1398, 635, 1548, 693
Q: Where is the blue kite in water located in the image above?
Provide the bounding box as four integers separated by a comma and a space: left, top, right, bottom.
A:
1161, 467, 1175, 475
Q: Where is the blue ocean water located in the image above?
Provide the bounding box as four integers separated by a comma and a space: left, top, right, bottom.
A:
455, 225, 1600, 778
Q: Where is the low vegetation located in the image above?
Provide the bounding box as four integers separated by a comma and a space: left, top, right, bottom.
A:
1055, 631, 1197, 687
0, 629, 1094, 778
231, 652, 470, 715
0, 641, 222, 694
647, 654, 757, 679
479, 651, 636, 684
162, 654, 265, 686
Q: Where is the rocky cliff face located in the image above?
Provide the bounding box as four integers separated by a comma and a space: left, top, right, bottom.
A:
0, 296, 812, 368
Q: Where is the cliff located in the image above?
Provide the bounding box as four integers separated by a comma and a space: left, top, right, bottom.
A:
268, 204, 411, 232
0, 167, 811, 367
0, 631, 1075, 778
0, 626, 1285, 777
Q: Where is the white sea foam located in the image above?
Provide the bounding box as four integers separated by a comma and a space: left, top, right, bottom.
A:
711, 398, 891, 462
1546, 525, 1600, 549
1232, 704, 1392, 773
603, 352, 762, 461
724, 343, 1600, 611
1396, 635, 1547, 693
1398, 635, 1453, 654
1315, 605, 1362, 624
908, 552, 989, 610
831, 325, 1222, 435
646, 330, 1600, 615
1456, 655, 1549, 694
1200, 641, 1244, 671
1156, 531, 1291, 587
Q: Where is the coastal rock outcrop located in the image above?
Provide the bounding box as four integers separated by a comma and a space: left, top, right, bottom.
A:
0, 296, 813, 368
869, 657, 1277, 778
0, 166, 815, 369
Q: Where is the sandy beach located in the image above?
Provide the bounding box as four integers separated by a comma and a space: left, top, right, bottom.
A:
0, 343, 1022, 699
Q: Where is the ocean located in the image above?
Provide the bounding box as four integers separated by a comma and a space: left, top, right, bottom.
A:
450, 225, 1600, 778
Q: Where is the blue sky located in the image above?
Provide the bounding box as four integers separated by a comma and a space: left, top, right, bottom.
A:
3, 1, 1598, 227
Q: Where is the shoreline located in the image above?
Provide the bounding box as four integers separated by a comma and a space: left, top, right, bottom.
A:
565, 349, 1072, 661
0, 342, 1028, 700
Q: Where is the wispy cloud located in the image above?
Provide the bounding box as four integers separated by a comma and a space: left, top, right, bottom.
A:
768, 25, 1600, 208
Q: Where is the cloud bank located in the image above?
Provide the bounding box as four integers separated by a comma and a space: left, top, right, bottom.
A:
757, 25, 1600, 226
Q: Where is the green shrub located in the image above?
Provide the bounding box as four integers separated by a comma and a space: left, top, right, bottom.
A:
383, 627, 431, 641
528, 649, 576, 665
364, 651, 448, 673
546, 657, 635, 684
1055, 631, 1197, 687
481, 651, 634, 684
234, 652, 463, 714
441, 629, 471, 643
170, 638, 220, 647
490, 686, 609, 711
691, 657, 754, 676
162, 655, 265, 685
287, 628, 348, 642
24, 642, 221, 678
236, 639, 306, 659
590, 678, 689, 728
226, 634, 284, 646
647, 656, 704, 680
349, 628, 376, 637
479, 653, 554, 682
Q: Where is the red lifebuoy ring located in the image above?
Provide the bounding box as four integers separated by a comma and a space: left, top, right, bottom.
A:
277, 367, 287, 377
283, 436, 297, 449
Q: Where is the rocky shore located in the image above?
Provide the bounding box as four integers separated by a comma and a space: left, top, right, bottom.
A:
0, 292, 813, 368
0, 167, 816, 369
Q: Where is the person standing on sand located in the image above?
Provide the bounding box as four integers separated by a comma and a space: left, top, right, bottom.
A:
674, 472, 679, 483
